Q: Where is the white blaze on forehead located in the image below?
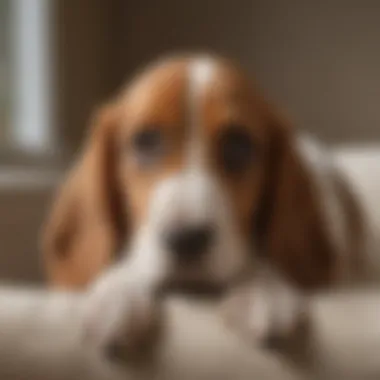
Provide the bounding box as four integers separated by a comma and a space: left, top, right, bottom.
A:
188, 57, 216, 127
189, 58, 216, 97
186, 57, 217, 168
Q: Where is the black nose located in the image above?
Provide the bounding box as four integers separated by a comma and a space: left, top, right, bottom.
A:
166, 224, 215, 263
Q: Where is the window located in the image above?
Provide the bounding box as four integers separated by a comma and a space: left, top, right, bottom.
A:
0, 0, 10, 145
0, 0, 55, 159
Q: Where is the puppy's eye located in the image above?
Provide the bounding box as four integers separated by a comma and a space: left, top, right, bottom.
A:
218, 127, 255, 174
132, 128, 164, 165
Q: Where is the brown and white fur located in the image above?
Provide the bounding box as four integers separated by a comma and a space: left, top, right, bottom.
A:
42, 54, 380, 356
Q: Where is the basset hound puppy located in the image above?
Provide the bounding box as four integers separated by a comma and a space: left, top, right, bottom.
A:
41, 54, 379, 354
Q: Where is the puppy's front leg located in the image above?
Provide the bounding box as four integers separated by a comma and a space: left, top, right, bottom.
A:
81, 233, 168, 363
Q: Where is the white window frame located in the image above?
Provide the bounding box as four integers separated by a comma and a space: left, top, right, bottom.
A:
9, 0, 55, 154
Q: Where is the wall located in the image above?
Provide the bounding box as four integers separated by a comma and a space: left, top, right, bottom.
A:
117, 0, 380, 144
0, 182, 54, 283
57, 1, 380, 151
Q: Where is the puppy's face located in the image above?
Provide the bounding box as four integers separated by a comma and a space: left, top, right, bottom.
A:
114, 57, 270, 285
44, 54, 335, 291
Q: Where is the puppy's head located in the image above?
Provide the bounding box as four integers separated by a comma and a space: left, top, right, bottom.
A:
42, 54, 336, 290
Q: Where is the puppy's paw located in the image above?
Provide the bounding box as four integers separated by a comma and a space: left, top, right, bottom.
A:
221, 274, 308, 350
81, 268, 163, 363
221, 282, 273, 344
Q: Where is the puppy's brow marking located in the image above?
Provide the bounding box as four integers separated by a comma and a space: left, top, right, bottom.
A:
187, 58, 216, 168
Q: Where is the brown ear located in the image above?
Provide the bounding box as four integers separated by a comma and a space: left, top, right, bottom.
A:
42, 103, 126, 288
255, 113, 337, 291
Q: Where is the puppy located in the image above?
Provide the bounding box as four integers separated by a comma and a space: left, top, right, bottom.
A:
42, 53, 380, 357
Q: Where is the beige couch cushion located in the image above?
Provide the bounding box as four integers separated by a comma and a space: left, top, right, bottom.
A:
0, 288, 380, 380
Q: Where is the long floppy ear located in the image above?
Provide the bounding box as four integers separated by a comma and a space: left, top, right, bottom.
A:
254, 111, 337, 291
41, 103, 127, 288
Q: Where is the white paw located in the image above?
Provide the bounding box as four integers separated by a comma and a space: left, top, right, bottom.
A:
222, 271, 308, 348
81, 266, 162, 361
222, 282, 272, 343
